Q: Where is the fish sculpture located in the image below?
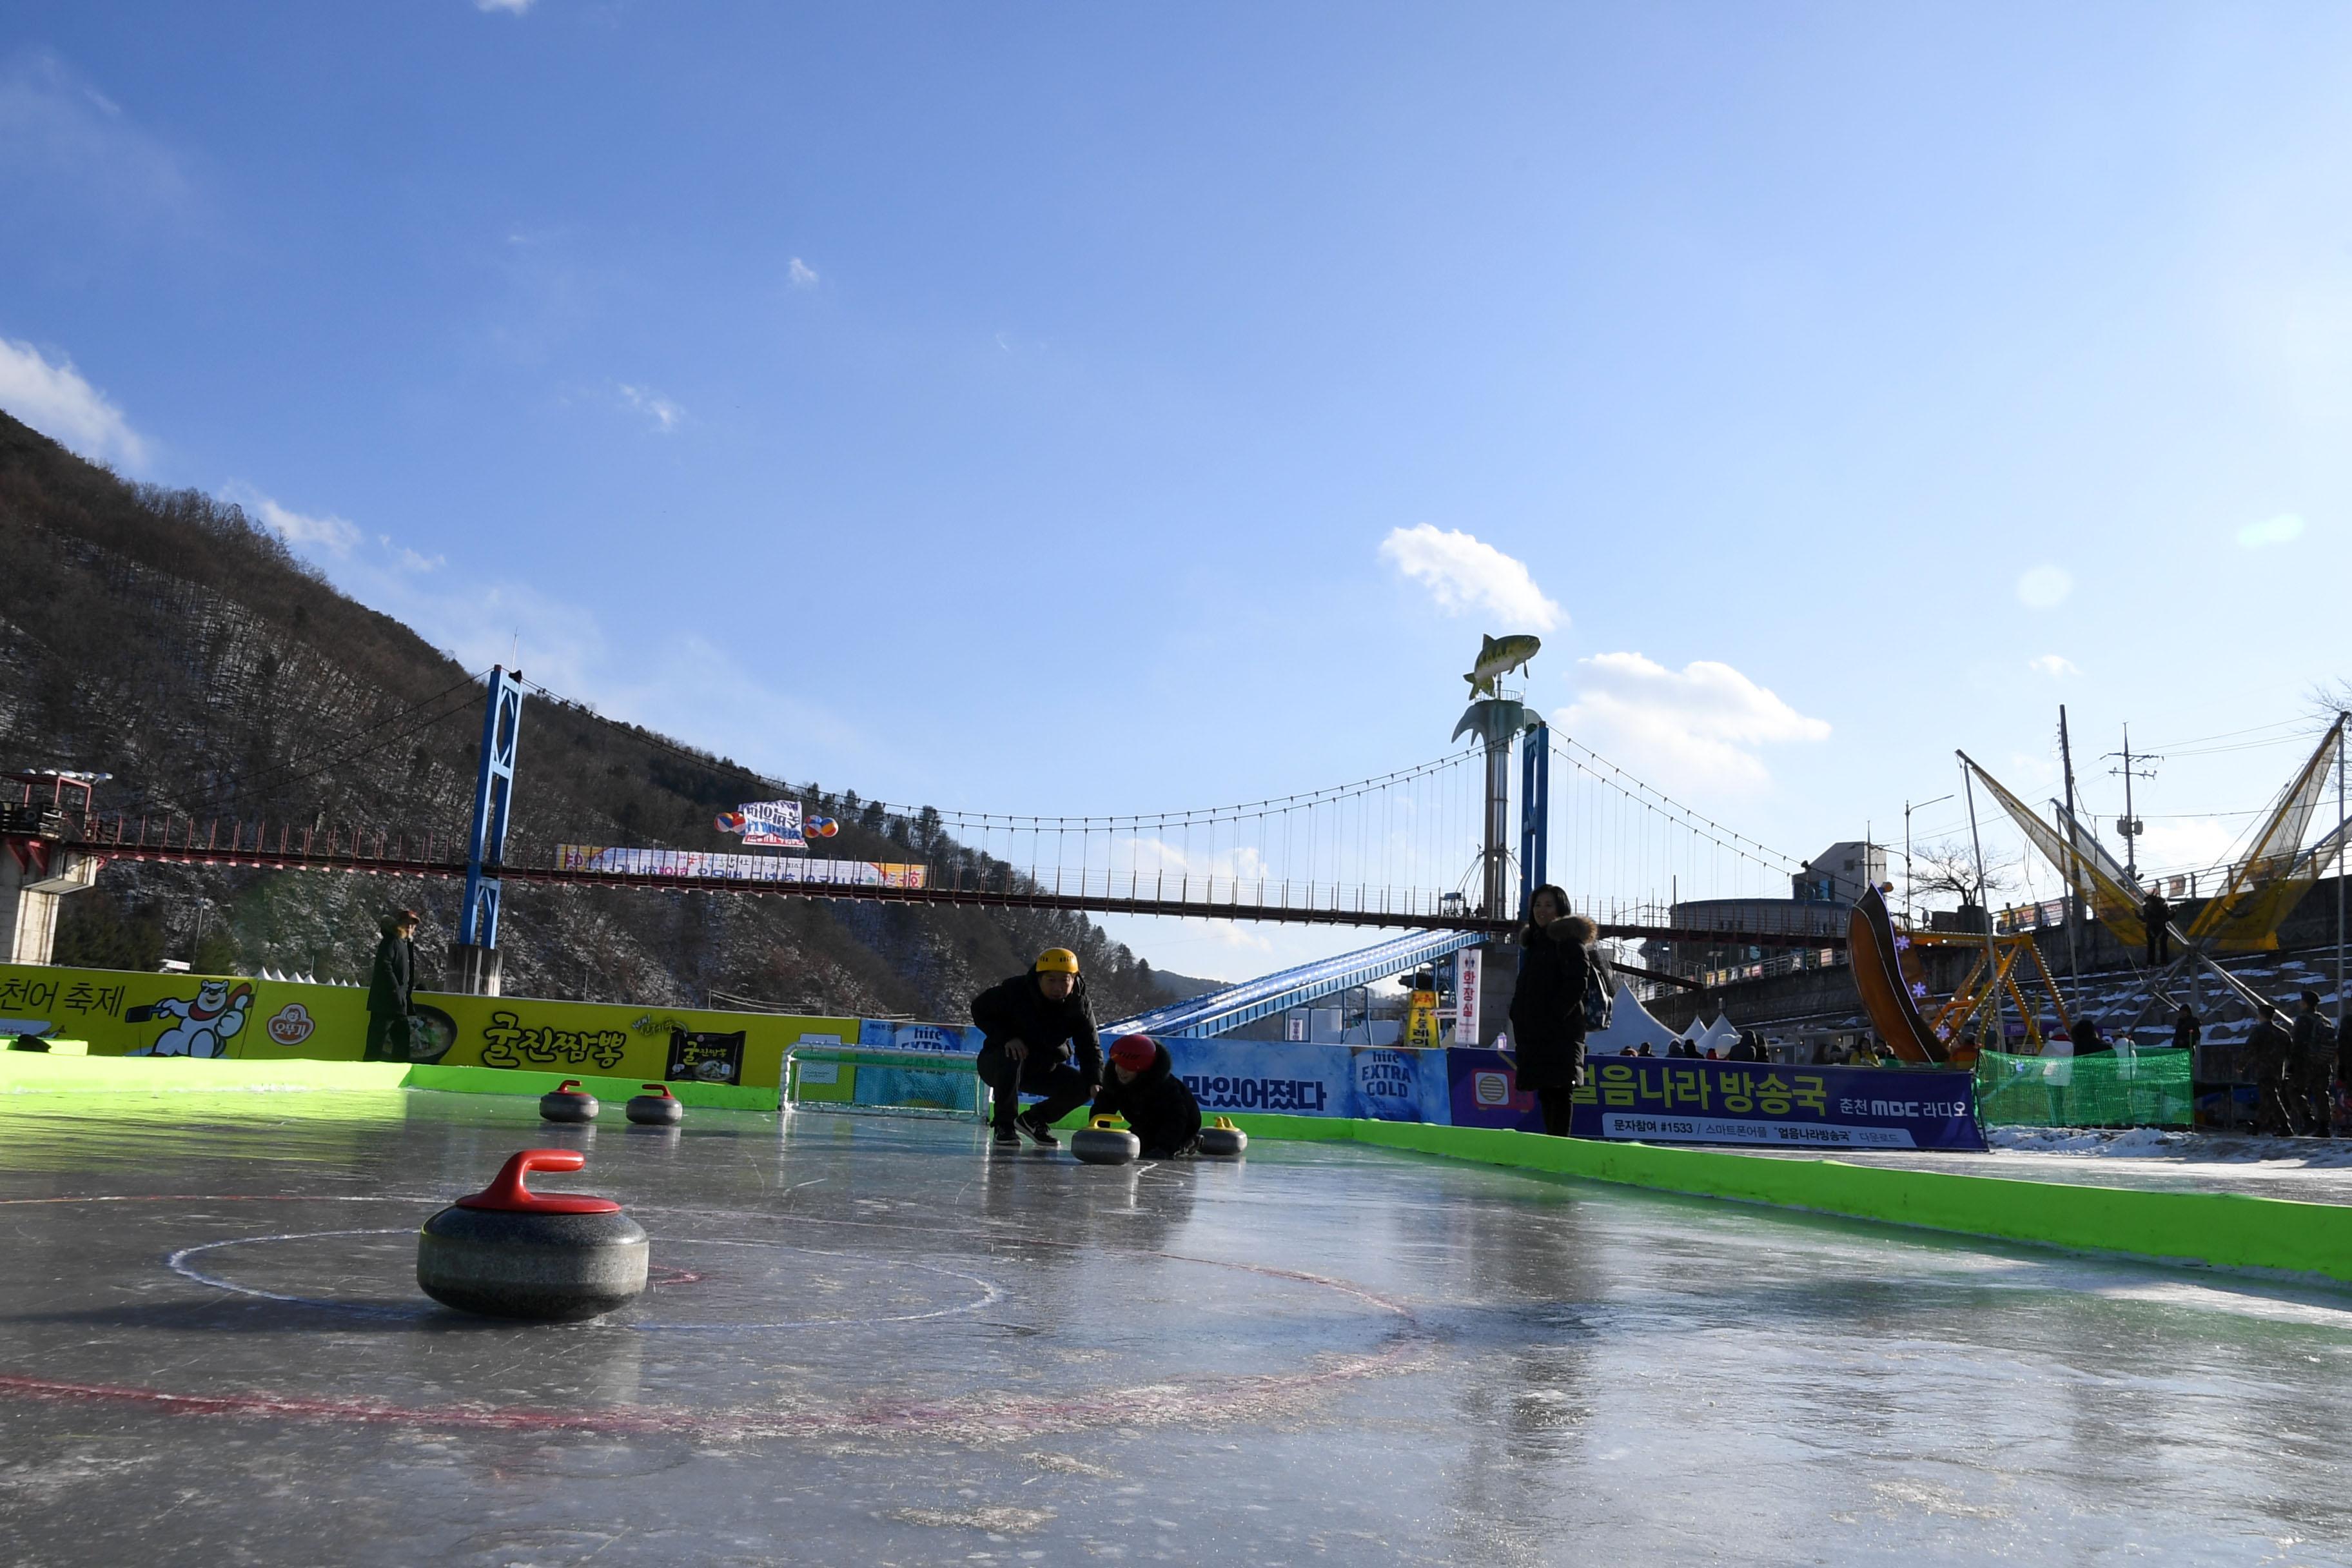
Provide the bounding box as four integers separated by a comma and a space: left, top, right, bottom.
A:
1464, 633, 1541, 696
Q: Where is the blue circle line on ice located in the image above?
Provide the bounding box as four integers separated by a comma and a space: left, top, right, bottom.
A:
166, 1229, 1006, 1331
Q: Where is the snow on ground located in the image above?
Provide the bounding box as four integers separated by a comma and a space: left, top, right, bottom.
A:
1986, 1124, 2352, 1167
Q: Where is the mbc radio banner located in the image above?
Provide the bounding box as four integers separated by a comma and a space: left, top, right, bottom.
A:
1569, 1055, 1985, 1150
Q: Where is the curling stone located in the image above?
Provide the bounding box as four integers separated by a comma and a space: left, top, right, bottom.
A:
1071, 1115, 1141, 1166
540, 1078, 599, 1122
625, 1082, 683, 1126
416, 1148, 649, 1322
1197, 1116, 1248, 1158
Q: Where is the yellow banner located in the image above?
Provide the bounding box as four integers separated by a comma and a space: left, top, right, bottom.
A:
0, 963, 854, 1090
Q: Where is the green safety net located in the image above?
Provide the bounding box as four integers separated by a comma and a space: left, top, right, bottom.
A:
1973, 1048, 2195, 1129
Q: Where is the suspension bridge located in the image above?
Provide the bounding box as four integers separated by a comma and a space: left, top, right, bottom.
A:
5, 665, 1848, 1001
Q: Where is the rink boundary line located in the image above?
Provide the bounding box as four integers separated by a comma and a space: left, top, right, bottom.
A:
1222, 1115, 2352, 1285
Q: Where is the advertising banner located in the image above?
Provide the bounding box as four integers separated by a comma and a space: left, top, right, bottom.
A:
1570, 1056, 1985, 1151
857, 1020, 982, 1054
0, 962, 856, 1090
555, 846, 926, 888
735, 799, 805, 850
1446, 1047, 1544, 1132
1160, 1037, 1448, 1121
1454, 948, 1482, 1043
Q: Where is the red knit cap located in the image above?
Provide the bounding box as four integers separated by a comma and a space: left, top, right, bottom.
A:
1108, 1034, 1157, 1071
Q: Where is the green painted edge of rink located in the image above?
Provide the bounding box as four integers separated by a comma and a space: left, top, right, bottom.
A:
1210, 1113, 2352, 1286
0, 1052, 412, 1095
0, 1053, 776, 1110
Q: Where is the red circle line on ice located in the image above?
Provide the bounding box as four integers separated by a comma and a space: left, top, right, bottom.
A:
0, 1193, 1427, 1438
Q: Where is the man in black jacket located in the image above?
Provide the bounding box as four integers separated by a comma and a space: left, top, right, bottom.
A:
2290, 990, 2335, 1137
2141, 889, 2172, 966
970, 948, 1101, 1148
1090, 1034, 1202, 1157
364, 909, 420, 1063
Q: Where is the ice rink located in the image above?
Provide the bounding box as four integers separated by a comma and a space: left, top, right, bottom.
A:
4, 1089, 2350, 1565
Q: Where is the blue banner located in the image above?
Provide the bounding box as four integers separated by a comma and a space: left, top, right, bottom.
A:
1447, 1048, 1544, 1132
1159, 1038, 1449, 1121
1569, 1057, 1984, 1151
857, 1020, 981, 1054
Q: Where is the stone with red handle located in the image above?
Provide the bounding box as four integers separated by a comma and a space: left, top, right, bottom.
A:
416, 1150, 649, 1321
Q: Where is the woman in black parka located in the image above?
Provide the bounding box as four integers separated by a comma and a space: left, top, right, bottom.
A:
1507, 885, 1599, 1136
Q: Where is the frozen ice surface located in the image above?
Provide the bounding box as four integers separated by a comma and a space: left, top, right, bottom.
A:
4, 1089, 2352, 1565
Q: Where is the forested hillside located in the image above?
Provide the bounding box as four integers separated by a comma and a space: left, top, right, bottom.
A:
0, 413, 1175, 1022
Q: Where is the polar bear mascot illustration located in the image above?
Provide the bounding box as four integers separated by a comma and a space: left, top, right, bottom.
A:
127, 980, 255, 1058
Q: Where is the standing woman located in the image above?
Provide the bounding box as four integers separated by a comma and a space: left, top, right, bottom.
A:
1507, 885, 1597, 1136
364, 909, 420, 1063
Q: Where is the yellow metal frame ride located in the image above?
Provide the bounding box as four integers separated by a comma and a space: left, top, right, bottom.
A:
1906, 930, 2067, 1054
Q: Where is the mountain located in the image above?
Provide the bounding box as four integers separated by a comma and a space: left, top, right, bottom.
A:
0, 412, 1166, 1023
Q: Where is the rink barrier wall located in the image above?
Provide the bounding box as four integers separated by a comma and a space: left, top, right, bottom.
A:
8, 1036, 2346, 1284
1213, 1114, 2352, 1285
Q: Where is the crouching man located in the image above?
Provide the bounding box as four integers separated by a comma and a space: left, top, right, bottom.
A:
1090, 1033, 1202, 1158
971, 948, 1102, 1149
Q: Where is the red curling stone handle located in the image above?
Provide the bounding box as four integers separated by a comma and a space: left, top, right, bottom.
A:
454, 1149, 622, 1215
641, 1083, 673, 1099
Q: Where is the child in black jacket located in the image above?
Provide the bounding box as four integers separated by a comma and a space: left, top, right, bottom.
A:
1090, 1034, 1202, 1157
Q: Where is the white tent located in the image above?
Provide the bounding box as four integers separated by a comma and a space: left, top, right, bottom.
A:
1691, 1013, 1741, 1054
1585, 980, 1682, 1057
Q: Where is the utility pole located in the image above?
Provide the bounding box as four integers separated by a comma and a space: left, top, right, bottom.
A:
2058, 706, 2082, 1008
1905, 793, 1953, 927
2104, 723, 2162, 883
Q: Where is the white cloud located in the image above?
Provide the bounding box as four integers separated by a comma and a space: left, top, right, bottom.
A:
2028, 654, 2079, 679
225, 484, 443, 574
1378, 525, 1562, 631
0, 338, 149, 469
617, 383, 683, 433
788, 257, 819, 289
2015, 564, 2073, 610
2236, 513, 2306, 549
1561, 652, 1829, 790
476, 0, 534, 12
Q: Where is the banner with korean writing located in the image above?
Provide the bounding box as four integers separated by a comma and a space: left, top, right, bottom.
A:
1570, 1056, 1985, 1151
1159, 1037, 1447, 1121
737, 799, 805, 849
0, 961, 857, 1090
556, 845, 925, 888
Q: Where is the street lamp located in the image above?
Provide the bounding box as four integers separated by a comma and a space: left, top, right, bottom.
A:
1905, 794, 1954, 927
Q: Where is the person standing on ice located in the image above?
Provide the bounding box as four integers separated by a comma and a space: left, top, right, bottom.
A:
1506, 885, 1603, 1137
1089, 1033, 1202, 1157
971, 948, 1101, 1148
364, 909, 420, 1063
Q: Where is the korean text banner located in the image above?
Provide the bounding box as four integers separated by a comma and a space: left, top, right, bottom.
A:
739, 799, 805, 850
1571, 1057, 1985, 1151
1161, 1037, 1449, 1121
0, 961, 856, 1090
556, 845, 925, 888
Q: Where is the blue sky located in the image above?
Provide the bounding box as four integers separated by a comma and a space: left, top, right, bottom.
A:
5, 3, 2349, 979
